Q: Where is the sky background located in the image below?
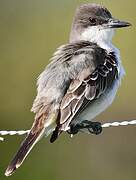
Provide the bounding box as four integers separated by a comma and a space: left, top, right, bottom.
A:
0, 0, 135, 180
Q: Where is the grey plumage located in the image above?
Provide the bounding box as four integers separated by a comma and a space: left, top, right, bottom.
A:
70, 3, 112, 42
49, 42, 118, 133
5, 3, 131, 177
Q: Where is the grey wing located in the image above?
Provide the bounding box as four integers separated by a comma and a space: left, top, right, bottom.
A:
59, 51, 119, 131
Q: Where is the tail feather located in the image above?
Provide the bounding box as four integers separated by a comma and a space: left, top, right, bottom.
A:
5, 103, 59, 176
5, 124, 45, 176
5, 104, 55, 176
50, 126, 61, 143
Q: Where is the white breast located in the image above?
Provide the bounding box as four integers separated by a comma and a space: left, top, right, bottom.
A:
73, 26, 125, 125
78, 78, 120, 122
74, 64, 124, 125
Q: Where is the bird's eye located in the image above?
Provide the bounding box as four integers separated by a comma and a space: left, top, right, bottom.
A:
89, 17, 96, 25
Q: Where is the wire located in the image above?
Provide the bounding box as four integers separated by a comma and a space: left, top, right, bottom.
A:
0, 119, 136, 141
0, 130, 30, 141
102, 120, 136, 128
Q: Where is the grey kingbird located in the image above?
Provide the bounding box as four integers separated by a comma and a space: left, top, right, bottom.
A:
5, 3, 131, 176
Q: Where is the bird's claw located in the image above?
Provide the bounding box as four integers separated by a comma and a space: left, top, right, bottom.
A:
68, 120, 102, 135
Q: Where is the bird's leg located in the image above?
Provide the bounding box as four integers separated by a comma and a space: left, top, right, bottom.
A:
68, 120, 102, 135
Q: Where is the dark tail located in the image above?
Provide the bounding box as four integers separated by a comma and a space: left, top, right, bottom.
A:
5, 114, 46, 176
50, 126, 62, 143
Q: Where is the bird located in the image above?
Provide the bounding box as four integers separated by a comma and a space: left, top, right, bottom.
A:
5, 3, 131, 176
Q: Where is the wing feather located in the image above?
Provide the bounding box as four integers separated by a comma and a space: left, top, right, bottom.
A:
50, 42, 118, 141
59, 51, 118, 131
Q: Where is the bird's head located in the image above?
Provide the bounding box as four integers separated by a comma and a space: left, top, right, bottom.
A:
70, 3, 131, 44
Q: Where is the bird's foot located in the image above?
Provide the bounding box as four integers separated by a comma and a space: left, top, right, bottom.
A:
68, 120, 102, 135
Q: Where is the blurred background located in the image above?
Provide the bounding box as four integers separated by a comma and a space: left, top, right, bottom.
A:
0, 0, 135, 179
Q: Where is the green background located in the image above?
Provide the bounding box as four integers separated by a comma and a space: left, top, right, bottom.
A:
0, 0, 135, 180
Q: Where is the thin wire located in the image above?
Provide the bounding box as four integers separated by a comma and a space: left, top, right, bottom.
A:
0, 119, 136, 141
101, 120, 136, 128
0, 130, 30, 141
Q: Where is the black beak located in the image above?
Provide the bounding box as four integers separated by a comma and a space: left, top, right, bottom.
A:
105, 18, 131, 29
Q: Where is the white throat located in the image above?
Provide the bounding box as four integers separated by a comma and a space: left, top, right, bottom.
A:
81, 26, 125, 78
81, 26, 115, 51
